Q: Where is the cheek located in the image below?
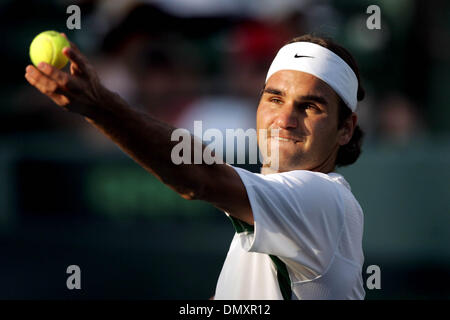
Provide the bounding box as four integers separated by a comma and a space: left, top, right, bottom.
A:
306, 116, 336, 143
256, 103, 275, 131
311, 117, 339, 146
256, 103, 276, 149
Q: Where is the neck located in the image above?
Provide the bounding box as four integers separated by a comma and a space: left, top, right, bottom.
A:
260, 165, 278, 175
310, 145, 339, 174
260, 145, 339, 175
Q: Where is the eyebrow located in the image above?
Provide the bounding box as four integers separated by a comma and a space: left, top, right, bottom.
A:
263, 87, 285, 96
298, 94, 328, 106
263, 87, 329, 106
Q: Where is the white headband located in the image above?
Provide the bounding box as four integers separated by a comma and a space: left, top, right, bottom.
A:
266, 42, 358, 111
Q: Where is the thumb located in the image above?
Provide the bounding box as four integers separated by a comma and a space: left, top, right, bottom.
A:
60, 33, 88, 75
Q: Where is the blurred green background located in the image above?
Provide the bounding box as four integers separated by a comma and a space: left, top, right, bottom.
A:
0, 0, 449, 299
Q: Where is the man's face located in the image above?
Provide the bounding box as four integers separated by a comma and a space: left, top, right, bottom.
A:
257, 70, 343, 173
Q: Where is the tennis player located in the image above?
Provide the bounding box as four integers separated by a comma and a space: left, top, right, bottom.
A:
25, 34, 366, 300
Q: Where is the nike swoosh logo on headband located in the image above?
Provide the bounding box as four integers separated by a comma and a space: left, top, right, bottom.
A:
294, 54, 314, 58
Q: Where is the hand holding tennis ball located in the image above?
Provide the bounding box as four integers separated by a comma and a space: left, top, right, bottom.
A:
29, 31, 71, 69
25, 32, 110, 118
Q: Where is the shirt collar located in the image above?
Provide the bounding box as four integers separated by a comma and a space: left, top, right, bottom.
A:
328, 172, 351, 191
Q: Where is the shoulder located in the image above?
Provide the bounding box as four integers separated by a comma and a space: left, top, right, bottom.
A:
276, 169, 335, 183
267, 170, 346, 196
234, 167, 332, 183
234, 167, 350, 214
233, 167, 348, 196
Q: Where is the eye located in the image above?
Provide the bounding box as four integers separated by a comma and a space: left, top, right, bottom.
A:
269, 97, 283, 104
299, 103, 318, 111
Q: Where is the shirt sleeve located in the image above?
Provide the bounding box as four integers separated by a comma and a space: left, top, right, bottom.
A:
231, 166, 345, 278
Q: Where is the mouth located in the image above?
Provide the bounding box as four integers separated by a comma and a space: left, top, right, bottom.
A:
270, 136, 302, 143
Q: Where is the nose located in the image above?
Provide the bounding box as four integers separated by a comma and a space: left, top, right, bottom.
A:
274, 102, 298, 129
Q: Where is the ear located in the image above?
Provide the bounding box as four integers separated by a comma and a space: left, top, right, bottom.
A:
337, 113, 357, 146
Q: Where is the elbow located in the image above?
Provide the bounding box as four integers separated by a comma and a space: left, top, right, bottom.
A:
177, 182, 207, 201
158, 171, 206, 201
179, 190, 200, 201
162, 167, 213, 201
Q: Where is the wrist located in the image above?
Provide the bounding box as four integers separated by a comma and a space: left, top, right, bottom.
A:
84, 86, 129, 123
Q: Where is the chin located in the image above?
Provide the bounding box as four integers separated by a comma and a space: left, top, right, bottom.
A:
275, 157, 304, 172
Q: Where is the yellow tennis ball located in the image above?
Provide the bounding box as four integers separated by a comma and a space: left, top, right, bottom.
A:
29, 30, 70, 69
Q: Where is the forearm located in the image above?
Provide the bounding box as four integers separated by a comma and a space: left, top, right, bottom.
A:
84, 89, 220, 200
83, 90, 252, 223
24, 43, 252, 223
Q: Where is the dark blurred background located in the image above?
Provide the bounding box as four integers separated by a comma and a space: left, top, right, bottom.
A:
1, 0, 449, 299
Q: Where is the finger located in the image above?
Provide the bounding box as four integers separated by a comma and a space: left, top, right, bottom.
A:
25, 65, 71, 107
60, 33, 80, 51
62, 45, 88, 75
48, 92, 71, 107
60, 34, 83, 75
69, 58, 83, 76
25, 65, 58, 95
37, 62, 70, 88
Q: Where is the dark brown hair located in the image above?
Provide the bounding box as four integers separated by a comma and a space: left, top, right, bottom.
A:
288, 34, 365, 167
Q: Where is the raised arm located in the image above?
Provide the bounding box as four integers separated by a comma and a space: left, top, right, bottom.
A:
24, 36, 253, 225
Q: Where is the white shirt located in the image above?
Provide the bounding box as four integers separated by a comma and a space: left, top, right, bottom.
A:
215, 167, 365, 300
